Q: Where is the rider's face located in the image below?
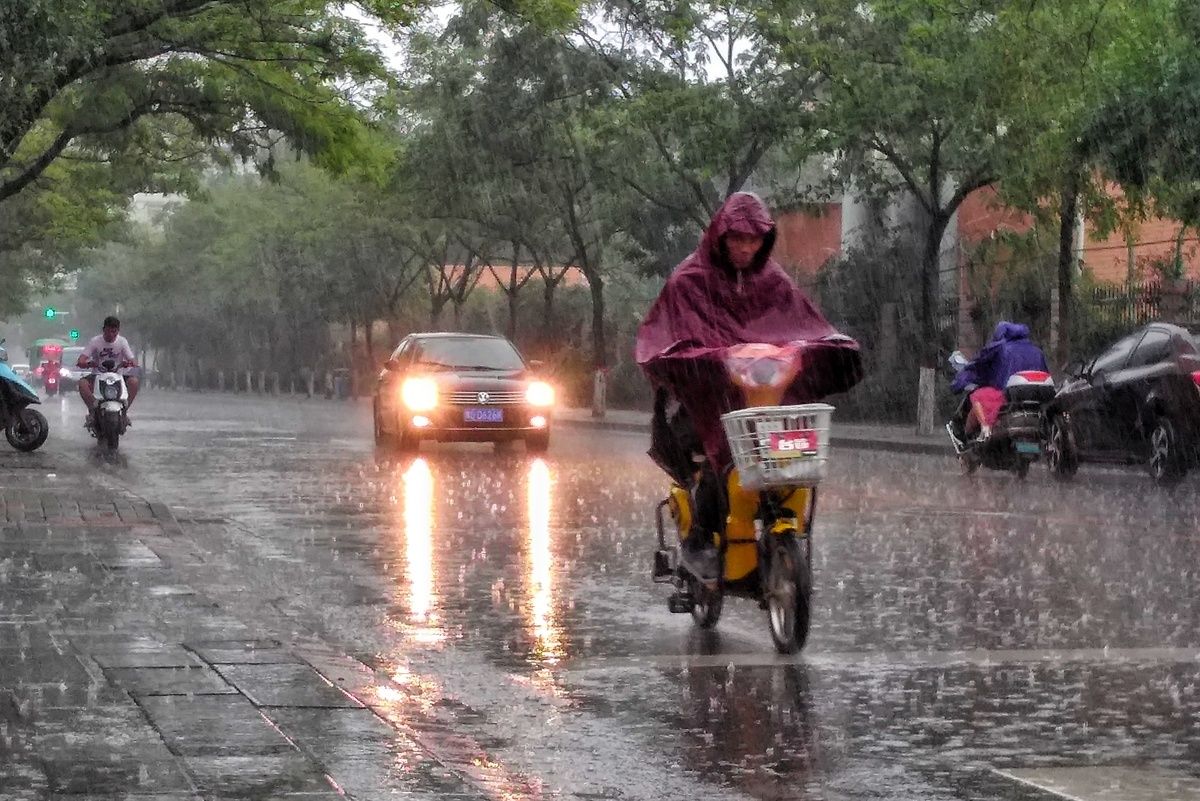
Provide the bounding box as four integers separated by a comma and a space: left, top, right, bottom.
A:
102, 326, 119, 343
725, 232, 765, 271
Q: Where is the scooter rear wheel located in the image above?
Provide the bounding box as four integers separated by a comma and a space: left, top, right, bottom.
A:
6, 408, 49, 452
766, 535, 811, 654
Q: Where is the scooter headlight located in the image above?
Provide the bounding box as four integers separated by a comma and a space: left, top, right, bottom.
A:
100, 378, 122, 400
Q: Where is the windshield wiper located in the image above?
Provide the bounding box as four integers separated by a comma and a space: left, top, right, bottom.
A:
453, 364, 511, 372
414, 360, 456, 371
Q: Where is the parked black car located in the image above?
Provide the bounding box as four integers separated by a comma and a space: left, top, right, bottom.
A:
1045, 322, 1200, 486
372, 333, 554, 453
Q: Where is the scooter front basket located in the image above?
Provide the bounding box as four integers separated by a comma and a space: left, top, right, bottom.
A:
721, 403, 834, 490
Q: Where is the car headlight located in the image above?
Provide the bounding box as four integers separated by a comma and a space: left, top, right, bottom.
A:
401, 377, 438, 411
59, 367, 69, 376
525, 381, 555, 407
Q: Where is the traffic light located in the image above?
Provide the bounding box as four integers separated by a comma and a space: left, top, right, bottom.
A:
43, 307, 56, 319
69, 329, 79, 340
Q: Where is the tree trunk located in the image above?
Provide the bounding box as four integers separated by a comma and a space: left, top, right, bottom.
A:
1056, 171, 1080, 369
920, 212, 953, 368
918, 211, 952, 436
587, 271, 607, 369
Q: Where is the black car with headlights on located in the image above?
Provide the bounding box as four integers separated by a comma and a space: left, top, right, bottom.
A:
1044, 322, 1200, 486
372, 333, 555, 453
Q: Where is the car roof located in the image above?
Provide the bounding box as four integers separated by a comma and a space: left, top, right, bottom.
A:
406, 333, 509, 341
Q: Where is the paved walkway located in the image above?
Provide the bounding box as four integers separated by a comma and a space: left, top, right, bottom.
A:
0, 449, 493, 801
555, 407, 949, 455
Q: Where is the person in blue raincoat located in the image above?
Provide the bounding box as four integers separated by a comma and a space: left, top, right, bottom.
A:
951, 321, 1049, 439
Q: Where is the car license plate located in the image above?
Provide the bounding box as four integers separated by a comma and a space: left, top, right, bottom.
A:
465, 407, 503, 423
1015, 441, 1040, 455
768, 430, 818, 459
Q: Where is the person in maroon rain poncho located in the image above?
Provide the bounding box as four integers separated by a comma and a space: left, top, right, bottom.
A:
636, 192, 863, 580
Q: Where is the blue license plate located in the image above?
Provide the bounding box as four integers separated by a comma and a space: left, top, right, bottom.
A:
464, 407, 503, 423
1015, 441, 1040, 454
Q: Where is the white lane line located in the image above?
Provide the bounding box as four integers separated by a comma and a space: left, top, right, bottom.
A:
995, 766, 1200, 801
563, 646, 1200, 673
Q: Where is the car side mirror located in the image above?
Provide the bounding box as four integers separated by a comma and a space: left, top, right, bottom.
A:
1063, 360, 1084, 380
529, 359, 545, 371
384, 358, 401, 372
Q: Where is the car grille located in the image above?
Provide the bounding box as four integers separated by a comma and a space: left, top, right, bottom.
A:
447, 390, 524, 405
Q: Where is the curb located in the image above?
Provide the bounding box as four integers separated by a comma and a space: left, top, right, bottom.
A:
554, 415, 950, 457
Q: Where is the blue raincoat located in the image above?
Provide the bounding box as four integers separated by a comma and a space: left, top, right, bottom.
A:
951, 322, 1048, 394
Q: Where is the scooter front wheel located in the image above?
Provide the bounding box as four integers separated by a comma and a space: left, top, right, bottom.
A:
690, 578, 723, 629
766, 534, 812, 654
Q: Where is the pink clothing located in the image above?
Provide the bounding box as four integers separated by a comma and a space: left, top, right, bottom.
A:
970, 387, 1005, 426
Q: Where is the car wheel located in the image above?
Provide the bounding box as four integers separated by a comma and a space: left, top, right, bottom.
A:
372, 401, 393, 447
395, 419, 418, 453
525, 431, 550, 455
1046, 415, 1078, 481
1149, 417, 1186, 487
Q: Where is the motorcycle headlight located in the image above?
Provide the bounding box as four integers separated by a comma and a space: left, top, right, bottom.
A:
400, 377, 438, 411
100, 378, 122, 400
525, 381, 555, 407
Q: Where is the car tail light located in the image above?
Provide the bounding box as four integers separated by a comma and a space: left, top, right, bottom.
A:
1192, 370, 1200, 395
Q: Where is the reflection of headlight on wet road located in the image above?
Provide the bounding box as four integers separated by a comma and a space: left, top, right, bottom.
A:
403, 458, 443, 643
527, 458, 561, 662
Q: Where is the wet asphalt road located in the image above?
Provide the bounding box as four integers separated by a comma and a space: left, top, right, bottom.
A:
33, 390, 1200, 800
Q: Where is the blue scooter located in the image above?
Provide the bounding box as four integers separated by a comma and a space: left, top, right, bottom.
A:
0, 340, 49, 452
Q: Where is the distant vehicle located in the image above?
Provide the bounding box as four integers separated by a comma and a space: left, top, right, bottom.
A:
57, 347, 87, 390
1045, 322, 1200, 486
372, 333, 555, 453
10, 363, 30, 380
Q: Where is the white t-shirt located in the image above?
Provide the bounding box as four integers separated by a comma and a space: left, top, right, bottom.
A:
82, 334, 135, 367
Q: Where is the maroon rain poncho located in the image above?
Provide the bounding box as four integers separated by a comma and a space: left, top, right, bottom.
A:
636, 192, 863, 472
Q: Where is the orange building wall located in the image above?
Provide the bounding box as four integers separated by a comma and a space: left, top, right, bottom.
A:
955, 187, 1034, 245
772, 203, 842, 283
767, 189, 1200, 288
1080, 218, 1200, 283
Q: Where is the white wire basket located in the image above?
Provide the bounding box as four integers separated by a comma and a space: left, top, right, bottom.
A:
720, 403, 835, 490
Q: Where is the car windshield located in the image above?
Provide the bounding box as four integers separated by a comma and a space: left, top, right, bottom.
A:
413, 338, 525, 371
63, 348, 85, 366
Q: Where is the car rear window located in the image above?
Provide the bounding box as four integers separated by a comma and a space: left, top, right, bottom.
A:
413, 338, 525, 371
1128, 328, 1173, 367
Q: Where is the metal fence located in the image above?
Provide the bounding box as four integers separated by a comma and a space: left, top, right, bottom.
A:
1084, 280, 1199, 328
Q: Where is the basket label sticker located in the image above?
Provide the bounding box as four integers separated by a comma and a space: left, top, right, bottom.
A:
768, 430, 818, 459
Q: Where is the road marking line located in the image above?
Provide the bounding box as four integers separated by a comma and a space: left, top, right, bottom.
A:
563, 646, 1200, 672
995, 766, 1200, 801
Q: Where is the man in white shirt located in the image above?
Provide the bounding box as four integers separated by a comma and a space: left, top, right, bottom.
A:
77, 316, 139, 421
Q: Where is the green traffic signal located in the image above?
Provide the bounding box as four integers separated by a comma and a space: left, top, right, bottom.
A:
43, 307, 56, 319
69, 329, 79, 340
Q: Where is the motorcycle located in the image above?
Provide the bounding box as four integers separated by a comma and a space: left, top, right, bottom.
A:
86, 359, 134, 451
945, 351, 1056, 479
653, 342, 832, 654
0, 340, 50, 452
43, 364, 60, 396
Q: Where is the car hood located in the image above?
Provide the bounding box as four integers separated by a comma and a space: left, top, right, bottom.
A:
429, 368, 532, 389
